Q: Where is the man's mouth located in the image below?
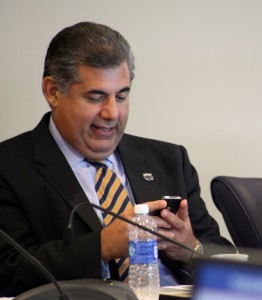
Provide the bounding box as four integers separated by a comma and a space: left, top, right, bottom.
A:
92, 124, 116, 135
93, 125, 114, 130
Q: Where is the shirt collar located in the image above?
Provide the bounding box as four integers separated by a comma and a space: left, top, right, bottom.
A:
49, 117, 85, 167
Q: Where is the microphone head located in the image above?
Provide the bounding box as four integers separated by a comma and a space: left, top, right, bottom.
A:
14, 279, 138, 300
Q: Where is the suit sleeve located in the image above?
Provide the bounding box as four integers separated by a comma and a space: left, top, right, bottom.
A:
159, 145, 235, 283
179, 145, 235, 254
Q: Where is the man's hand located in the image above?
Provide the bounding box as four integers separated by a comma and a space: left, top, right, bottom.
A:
100, 208, 134, 261
150, 199, 196, 261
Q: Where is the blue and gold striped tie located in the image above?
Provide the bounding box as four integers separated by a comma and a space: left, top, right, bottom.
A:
91, 161, 133, 282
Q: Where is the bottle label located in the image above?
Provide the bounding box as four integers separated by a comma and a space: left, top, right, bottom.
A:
129, 240, 158, 265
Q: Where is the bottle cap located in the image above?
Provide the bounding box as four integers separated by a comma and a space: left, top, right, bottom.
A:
134, 204, 149, 214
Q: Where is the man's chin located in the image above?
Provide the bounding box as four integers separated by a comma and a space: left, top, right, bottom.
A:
84, 135, 123, 159
86, 146, 116, 160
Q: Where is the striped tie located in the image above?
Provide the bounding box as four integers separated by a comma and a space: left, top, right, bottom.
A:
91, 161, 133, 282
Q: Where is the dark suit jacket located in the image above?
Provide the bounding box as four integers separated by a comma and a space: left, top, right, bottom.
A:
0, 113, 234, 296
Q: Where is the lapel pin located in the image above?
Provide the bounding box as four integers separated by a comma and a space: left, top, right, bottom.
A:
142, 173, 154, 181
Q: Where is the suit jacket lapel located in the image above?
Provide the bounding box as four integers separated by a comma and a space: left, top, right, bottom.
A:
31, 113, 102, 231
118, 134, 161, 203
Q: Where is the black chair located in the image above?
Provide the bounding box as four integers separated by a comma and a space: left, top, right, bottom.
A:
211, 176, 262, 249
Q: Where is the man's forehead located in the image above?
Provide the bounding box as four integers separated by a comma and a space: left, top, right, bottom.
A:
74, 63, 131, 91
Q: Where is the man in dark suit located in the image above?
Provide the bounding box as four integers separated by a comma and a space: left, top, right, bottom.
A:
0, 22, 235, 296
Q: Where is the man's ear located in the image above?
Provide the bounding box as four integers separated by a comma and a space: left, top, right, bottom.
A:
42, 76, 60, 108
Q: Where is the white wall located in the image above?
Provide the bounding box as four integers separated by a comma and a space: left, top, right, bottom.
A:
1, 0, 262, 243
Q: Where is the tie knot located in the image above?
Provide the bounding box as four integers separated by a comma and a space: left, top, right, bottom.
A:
87, 160, 107, 169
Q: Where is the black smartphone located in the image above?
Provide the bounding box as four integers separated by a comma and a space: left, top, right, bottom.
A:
154, 195, 182, 216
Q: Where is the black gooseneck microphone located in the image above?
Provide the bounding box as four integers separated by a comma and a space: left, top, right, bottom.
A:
63, 202, 201, 257
0, 229, 72, 300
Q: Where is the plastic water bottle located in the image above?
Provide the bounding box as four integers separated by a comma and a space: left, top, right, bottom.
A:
128, 204, 160, 300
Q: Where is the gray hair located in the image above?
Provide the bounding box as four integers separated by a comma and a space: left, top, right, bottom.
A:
43, 22, 135, 94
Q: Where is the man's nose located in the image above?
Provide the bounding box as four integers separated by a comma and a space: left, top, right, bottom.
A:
100, 97, 119, 120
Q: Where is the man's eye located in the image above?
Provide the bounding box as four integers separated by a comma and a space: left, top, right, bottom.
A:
88, 95, 104, 102
116, 93, 128, 101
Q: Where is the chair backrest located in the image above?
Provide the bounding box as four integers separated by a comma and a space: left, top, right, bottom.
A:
211, 176, 262, 249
